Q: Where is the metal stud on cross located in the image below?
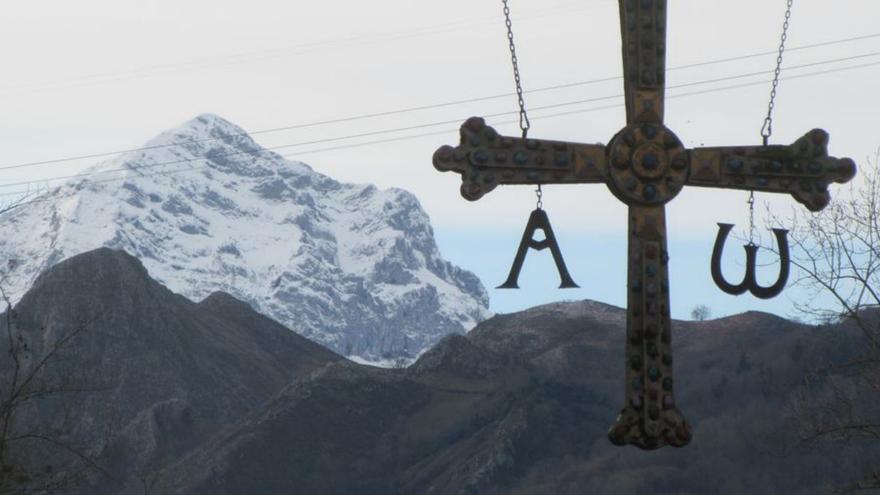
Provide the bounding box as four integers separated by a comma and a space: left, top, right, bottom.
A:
432, 0, 857, 449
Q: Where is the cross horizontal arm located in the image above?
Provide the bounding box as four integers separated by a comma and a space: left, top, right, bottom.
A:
686, 129, 856, 211
433, 117, 607, 201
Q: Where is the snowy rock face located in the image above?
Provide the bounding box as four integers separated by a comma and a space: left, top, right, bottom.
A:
0, 114, 490, 361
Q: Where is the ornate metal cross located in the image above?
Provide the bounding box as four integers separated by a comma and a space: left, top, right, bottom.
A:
432, 0, 856, 449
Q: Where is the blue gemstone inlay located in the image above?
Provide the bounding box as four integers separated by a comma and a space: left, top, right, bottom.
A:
514, 152, 529, 165
472, 150, 489, 165
645, 264, 658, 277
643, 184, 657, 200
555, 154, 569, 167
643, 153, 659, 170
726, 158, 744, 172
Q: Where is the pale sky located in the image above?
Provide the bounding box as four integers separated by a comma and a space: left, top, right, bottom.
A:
2, 0, 879, 319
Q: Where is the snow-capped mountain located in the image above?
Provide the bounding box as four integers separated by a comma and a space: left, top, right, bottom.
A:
0, 114, 490, 362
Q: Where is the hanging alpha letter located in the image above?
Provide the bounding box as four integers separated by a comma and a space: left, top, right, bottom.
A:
498, 208, 579, 289
710, 223, 790, 299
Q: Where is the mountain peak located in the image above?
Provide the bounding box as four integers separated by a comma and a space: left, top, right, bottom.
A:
0, 115, 491, 362
178, 113, 249, 139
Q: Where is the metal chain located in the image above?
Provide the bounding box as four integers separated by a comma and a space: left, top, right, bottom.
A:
748, 191, 756, 245
502, 0, 531, 139
751, 0, 793, 243
535, 184, 543, 210
760, 0, 794, 146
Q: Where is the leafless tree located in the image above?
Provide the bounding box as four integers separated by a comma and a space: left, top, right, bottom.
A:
770, 149, 880, 492
0, 288, 113, 494
690, 304, 712, 321
0, 272, 111, 493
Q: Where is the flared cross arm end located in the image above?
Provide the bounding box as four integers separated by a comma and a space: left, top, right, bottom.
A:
432, 117, 608, 201
686, 129, 857, 212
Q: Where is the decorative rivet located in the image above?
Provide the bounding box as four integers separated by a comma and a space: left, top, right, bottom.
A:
625, 177, 639, 191
647, 342, 659, 358
554, 154, 569, 167
631, 355, 643, 370
756, 177, 769, 187
662, 377, 673, 391
631, 278, 642, 292
470, 150, 490, 166
726, 158, 744, 172
770, 161, 784, 173
514, 152, 529, 165
662, 395, 674, 409
643, 184, 657, 200
646, 282, 658, 296
645, 264, 658, 277
630, 394, 644, 410
466, 118, 484, 132
435, 146, 453, 162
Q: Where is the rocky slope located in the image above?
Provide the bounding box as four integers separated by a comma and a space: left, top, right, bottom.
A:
0, 114, 490, 361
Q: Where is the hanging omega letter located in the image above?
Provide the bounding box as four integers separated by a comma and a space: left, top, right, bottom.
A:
711, 223, 790, 299
498, 208, 579, 289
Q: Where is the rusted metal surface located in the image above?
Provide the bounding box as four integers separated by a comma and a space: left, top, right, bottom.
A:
431, 0, 857, 450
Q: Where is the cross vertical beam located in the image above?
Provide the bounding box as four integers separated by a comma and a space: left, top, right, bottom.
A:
607, 0, 690, 448
619, 0, 667, 124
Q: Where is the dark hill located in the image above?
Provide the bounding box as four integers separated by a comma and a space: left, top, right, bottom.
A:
155, 300, 879, 494
1, 248, 341, 494
5, 249, 877, 494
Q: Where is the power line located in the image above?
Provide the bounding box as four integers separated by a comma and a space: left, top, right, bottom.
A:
0, 1, 602, 96
2, 58, 878, 199
3, 31, 878, 172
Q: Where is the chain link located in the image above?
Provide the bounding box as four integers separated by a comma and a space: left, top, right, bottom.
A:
535, 184, 543, 210
760, 0, 794, 146
747, 191, 756, 245
502, 0, 531, 139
